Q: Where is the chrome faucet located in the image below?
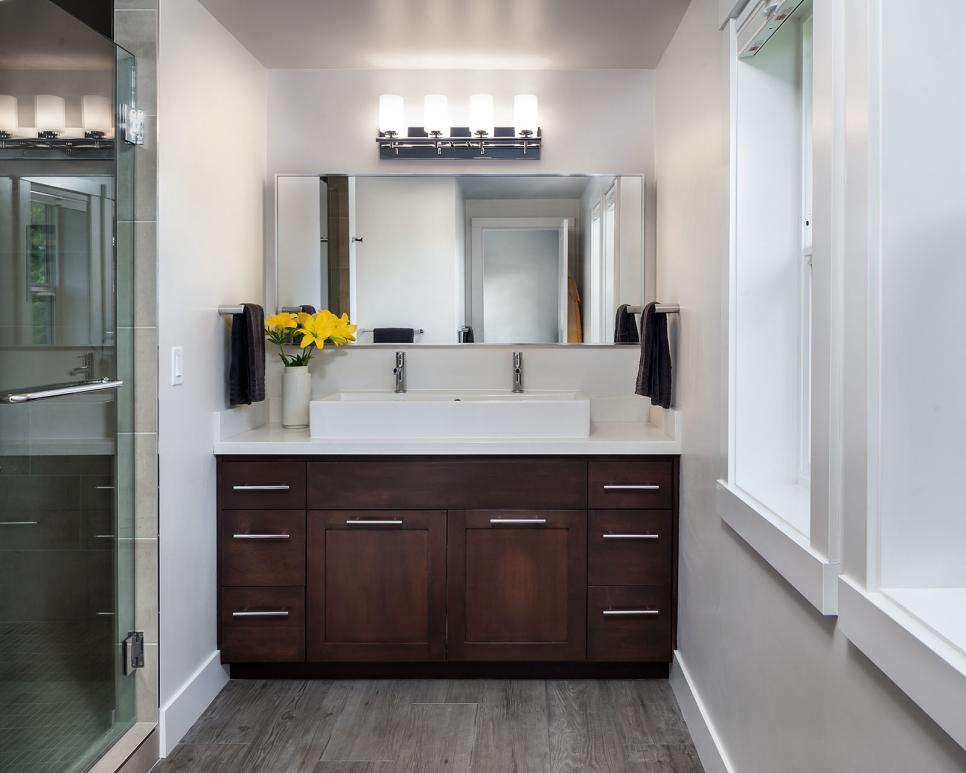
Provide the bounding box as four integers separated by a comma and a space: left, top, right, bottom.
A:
393, 351, 407, 393
512, 351, 524, 393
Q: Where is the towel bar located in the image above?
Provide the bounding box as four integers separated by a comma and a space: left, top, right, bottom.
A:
625, 304, 679, 314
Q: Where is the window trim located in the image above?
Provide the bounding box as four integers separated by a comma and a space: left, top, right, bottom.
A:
722, 2, 840, 615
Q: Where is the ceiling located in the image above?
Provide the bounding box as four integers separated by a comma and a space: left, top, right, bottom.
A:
0, 0, 114, 71
196, 0, 691, 70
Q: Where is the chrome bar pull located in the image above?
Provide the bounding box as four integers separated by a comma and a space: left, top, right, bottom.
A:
346, 519, 404, 526
602, 533, 660, 541
603, 484, 660, 491
489, 518, 547, 525
232, 610, 289, 618
0, 377, 123, 404
232, 533, 291, 541
231, 484, 290, 491
602, 609, 659, 617
0, 521, 38, 526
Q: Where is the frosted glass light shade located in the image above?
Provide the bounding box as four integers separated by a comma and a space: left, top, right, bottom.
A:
0, 95, 17, 132
423, 94, 448, 135
81, 95, 112, 135
514, 94, 539, 136
35, 94, 66, 133
469, 94, 494, 136
378, 94, 405, 136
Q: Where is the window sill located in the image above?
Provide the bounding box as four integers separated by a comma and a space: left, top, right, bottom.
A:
838, 577, 966, 750
716, 480, 838, 614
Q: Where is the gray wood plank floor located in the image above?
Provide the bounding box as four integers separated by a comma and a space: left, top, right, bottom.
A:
153, 679, 703, 773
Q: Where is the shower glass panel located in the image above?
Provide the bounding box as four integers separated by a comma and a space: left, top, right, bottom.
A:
0, 2, 137, 771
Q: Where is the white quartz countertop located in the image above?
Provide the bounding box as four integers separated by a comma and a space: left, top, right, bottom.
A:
213, 419, 680, 456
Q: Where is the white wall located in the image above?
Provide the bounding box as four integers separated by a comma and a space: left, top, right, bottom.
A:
656, 1, 966, 772
354, 176, 461, 343
265, 68, 657, 324
157, 0, 266, 753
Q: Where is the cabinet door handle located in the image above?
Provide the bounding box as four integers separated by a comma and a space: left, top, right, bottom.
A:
602, 533, 660, 541
489, 518, 547, 525
346, 519, 403, 526
0, 521, 38, 526
232, 533, 290, 541
602, 609, 659, 617
232, 610, 289, 618
603, 484, 660, 490
232, 484, 290, 491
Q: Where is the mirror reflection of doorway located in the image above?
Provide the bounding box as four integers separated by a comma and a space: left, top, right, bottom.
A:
470, 218, 569, 344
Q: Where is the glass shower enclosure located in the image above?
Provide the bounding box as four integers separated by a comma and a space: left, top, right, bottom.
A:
0, 1, 138, 771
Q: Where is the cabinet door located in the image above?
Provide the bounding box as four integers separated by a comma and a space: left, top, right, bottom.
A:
306, 510, 446, 661
447, 510, 586, 661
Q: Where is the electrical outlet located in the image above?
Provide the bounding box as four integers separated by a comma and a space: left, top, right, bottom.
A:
171, 346, 184, 386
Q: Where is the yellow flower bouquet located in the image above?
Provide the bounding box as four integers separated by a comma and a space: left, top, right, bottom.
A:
264, 310, 357, 367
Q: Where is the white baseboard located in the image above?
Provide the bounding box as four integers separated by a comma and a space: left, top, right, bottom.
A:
670, 651, 737, 773
158, 650, 229, 756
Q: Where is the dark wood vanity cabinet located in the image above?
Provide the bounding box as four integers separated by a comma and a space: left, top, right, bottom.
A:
216, 455, 678, 669
306, 510, 446, 661
447, 510, 586, 661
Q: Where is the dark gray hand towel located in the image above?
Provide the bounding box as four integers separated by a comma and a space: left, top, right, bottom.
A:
614, 304, 640, 344
635, 302, 672, 409
373, 327, 415, 343
229, 303, 266, 407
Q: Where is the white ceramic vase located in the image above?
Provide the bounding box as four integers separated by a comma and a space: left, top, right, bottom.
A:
281, 365, 311, 428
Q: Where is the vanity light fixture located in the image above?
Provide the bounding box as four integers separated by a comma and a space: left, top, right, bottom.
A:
469, 94, 494, 139
35, 94, 66, 138
0, 95, 16, 139
423, 94, 448, 136
513, 94, 539, 138
378, 94, 405, 138
376, 93, 541, 160
81, 95, 112, 139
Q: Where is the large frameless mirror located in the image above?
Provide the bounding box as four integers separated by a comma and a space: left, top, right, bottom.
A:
275, 174, 646, 345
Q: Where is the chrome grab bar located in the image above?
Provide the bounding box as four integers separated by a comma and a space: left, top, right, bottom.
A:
0, 521, 38, 526
346, 519, 403, 526
232, 484, 290, 491
602, 609, 659, 617
0, 377, 123, 404
232, 610, 289, 618
232, 533, 291, 540
603, 484, 660, 491
489, 518, 547, 525
602, 533, 660, 541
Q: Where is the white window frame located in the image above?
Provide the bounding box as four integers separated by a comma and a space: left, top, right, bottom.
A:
834, 0, 966, 750
718, 0, 840, 616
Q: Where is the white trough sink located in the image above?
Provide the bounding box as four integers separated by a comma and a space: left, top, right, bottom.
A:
310, 390, 590, 440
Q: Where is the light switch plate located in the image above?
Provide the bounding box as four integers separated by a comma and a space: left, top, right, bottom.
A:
170, 346, 184, 386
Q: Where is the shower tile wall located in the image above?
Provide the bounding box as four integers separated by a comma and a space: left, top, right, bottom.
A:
114, 0, 159, 726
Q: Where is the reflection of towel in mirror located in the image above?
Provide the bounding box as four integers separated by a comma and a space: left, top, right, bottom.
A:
567, 274, 583, 343
614, 304, 640, 344
635, 302, 672, 409
229, 303, 266, 406
373, 328, 415, 343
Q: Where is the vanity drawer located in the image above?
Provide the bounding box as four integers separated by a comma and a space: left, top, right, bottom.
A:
587, 586, 671, 662
219, 586, 305, 662
307, 459, 586, 510
588, 510, 672, 586
218, 511, 305, 586
220, 460, 306, 509
588, 460, 673, 509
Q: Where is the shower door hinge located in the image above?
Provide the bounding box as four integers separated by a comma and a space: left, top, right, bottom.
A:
124, 631, 145, 675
